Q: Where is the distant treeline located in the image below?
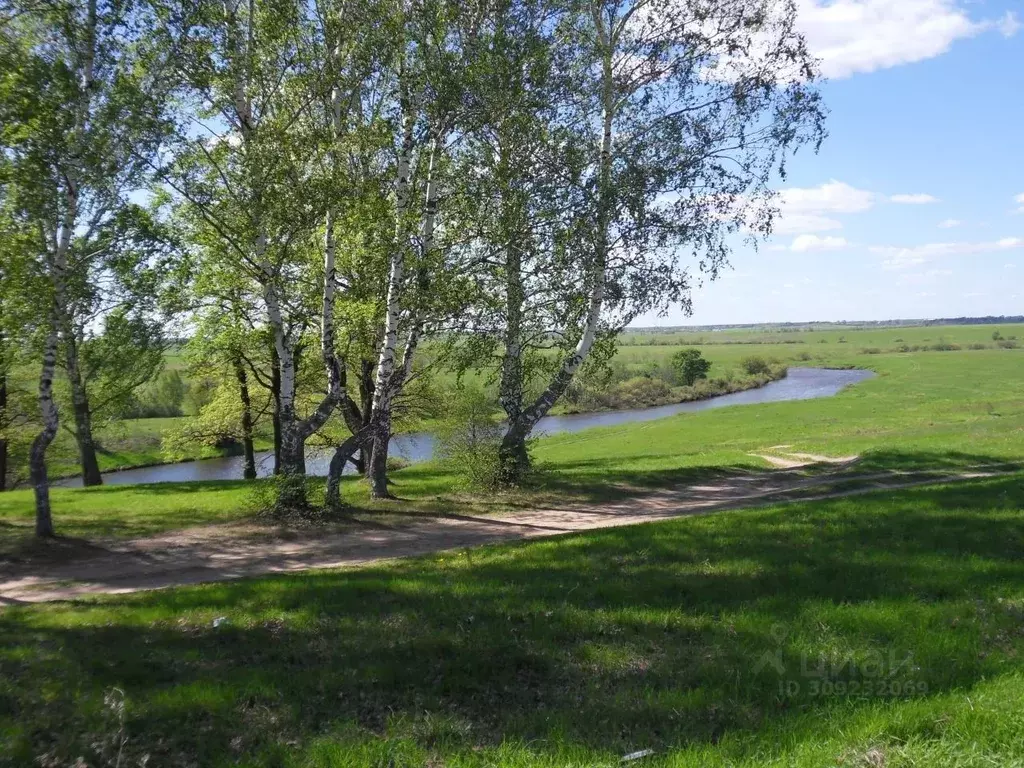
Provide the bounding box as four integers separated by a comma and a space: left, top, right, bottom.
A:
629, 316, 1024, 334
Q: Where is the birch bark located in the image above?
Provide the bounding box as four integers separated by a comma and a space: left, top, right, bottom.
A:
367, 130, 438, 498
30, 0, 99, 531
497, 9, 613, 479
29, 322, 59, 537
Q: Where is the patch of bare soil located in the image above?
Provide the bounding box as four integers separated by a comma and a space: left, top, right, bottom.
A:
0, 462, 1012, 605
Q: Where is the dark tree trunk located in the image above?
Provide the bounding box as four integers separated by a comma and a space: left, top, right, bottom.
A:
359, 359, 374, 480
233, 358, 257, 480
64, 333, 103, 486
325, 433, 362, 510
30, 439, 54, 537
497, 419, 532, 485
31, 329, 60, 537
292, 343, 306, 475
270, 343, 282, 475
367, 424, 393, 499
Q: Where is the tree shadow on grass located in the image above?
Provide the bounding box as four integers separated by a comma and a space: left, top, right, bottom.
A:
2, 474, 1023, 765
500, 447, 1022, 506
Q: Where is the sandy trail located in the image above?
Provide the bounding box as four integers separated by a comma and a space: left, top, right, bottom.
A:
0, 464, 1010, 605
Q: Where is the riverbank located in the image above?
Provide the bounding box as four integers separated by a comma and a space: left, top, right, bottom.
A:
0, 349, 1018, 547
47, 368, 865, 487
37, 423, 274, 485
555, 364, 789, 414
44, 365, 793, 485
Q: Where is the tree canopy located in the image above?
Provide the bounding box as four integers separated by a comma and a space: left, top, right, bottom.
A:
0, 0, 826, 532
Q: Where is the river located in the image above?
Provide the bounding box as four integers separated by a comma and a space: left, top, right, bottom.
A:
57, 367, 874, 487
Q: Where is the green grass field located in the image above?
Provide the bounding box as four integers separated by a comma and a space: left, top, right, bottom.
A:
2, 476, 1024, 766
2, 323, 1023, 765
3, 324, 1021, 545
20, 322, 1022, 483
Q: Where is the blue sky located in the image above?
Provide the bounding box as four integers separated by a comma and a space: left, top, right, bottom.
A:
641, 0, 1023, 327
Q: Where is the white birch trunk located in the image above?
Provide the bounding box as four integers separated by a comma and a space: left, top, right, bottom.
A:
32, 190, 75, 535
31, 0, 96, 531
499, 15, 614, 472
297, 40, 348, 440
368, 125, 436, 498
261, 241, 302, 474
372, 108, 415, 417
295, 206, 344, 441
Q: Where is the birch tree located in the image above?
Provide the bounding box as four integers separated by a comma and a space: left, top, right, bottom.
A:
357, 0, 486, 499
477, 0, 826, 481
161, 0, 394, 510
0, 0, 184, 531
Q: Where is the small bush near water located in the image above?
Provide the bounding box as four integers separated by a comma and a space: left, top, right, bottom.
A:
670, 348, 712, 386
741, 355, 772, 375
600, 376, 674, 409
435, 386, 508, 490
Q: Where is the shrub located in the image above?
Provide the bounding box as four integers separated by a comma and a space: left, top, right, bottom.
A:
386, 456, 411, 472
992, 330, 1003, 341
860, 347, 882, 355
670, 348, 712, 386
928, 342, 961, 352
968, 343, 988, 350
161, 381, 253, 461
606, 377, 673, 409
435, 386, 505, 489
741, 355, 772, 376
247, 474, 328, 521
997, 339, 1020, 349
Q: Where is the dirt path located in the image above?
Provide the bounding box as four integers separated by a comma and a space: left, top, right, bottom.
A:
0, 464, 1011, 605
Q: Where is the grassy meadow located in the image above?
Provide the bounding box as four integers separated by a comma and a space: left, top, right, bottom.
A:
2, 322, 1024, 765
2, 322, 1021, 545
3, 475, 1024, 766
21, 322, 1023, 483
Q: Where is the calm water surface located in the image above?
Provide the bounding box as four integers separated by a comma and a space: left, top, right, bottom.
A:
58, 367, 874, 487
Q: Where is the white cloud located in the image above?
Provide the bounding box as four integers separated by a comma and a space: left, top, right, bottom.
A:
937, 219, 962, 229
875, 237, 1024, 270
781, 181, 875, 214
1015, 193, 1024, 214
999, 12, 1021, 38
787, 234, 851, 252
799, 0, 1018, 79
774, 180, 874, 234
890, 193, 940, 204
